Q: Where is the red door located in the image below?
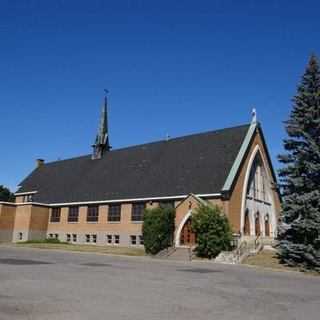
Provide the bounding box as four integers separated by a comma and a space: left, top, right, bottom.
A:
180, 218, 196, 246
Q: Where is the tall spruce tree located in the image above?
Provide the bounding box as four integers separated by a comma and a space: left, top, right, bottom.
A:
278, 55, 320, 271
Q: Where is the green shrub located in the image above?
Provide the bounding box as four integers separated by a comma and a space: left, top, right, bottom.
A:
142, 206, 175, 255
192, 204, 232, 259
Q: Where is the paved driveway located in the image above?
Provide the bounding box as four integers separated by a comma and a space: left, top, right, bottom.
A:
0, 246, 319, 320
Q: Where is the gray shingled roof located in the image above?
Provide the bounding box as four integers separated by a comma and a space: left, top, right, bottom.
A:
17, 124, 250, 204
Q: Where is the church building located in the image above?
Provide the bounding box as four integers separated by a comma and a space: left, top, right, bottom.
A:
0, 96, 281, 247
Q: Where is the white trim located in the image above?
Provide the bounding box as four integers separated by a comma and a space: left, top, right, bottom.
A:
175, 209, 192, 247
48, 193, 221, 207
14, 191, 38, 196
10, 193, 221, 208
222, 122, 257, 192
0, 201, 16, 206
240, 145, 277, 237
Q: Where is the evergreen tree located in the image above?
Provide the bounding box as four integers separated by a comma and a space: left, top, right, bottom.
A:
278, 55, 320, 271
0, 185, 15, 202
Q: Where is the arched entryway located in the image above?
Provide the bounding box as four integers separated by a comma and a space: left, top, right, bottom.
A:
175, 209, 197, 247
179, 217, 196, 246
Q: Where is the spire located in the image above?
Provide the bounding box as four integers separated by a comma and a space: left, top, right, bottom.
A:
92, 90, 111, 160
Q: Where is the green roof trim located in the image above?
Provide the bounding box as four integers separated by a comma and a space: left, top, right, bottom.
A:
222, 121, 257, 192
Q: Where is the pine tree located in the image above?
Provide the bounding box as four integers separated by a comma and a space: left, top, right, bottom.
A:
278, 54, 320, 272
0, 185, 15, 202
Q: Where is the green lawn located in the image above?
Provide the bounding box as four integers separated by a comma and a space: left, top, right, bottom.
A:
14, 242, 146, 257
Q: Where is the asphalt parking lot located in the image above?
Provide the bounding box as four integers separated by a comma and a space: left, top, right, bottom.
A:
0, 246, 319, 320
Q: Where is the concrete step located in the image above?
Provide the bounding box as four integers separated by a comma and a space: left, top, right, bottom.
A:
155, 247, 193, 261
166, 248, 193, 261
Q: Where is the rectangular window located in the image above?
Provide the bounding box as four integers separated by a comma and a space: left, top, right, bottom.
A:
114, 235, 120, 244
130, 235, 137, 245
18, 232, 23, 241
50, 208, 61, 223
85, 234, 90, 243
66, 234, 71, 242
108, 204, 121, 222
107, 234, 113, 244
48, 233, 53, 239
72, 234, 77, 242
131, 203, 146, 222
92, 234, 97, 243
68, 206, 79, 222
139, 235, 144, 245
87, 206, 99, 222
54, 233, 59, 240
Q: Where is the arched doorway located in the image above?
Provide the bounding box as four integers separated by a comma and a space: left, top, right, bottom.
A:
265, 214, 270, 236
180, 217, 196, 246
244, 209, 250, 236
255, 212, 261, 236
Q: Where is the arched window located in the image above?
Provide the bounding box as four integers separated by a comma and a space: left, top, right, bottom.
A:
244, 209, 250, 236
265, 214, 270, 237
243, 147, 276, 239
255, 212, 261, 236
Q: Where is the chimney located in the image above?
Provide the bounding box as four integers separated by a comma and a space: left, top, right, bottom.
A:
36, 159, 45, 168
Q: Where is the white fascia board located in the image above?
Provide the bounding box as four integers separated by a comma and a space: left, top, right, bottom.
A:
222, 122, 257, 192
48, 193, 221, 207
14, 191, 38, 196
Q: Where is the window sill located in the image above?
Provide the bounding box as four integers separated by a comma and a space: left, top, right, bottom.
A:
86, 221, 99, 224
68, 222, 79, 224
107, 221, 121, 224
49, 222, 60, 224
131, 221, 143, 224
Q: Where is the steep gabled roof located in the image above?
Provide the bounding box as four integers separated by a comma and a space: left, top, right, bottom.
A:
17, 124, 250, 204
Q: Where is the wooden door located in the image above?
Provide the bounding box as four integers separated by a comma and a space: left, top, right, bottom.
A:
180, 218, 196, 246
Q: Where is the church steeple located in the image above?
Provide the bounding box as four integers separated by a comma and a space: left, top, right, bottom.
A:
92, 91, 111, 160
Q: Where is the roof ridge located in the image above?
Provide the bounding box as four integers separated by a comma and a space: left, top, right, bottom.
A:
43, 123, 250, 166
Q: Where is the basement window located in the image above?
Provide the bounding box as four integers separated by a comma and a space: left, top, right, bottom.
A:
18, 232, 23, 241
85, 234, 90, 243
114, 235, 120, 245
107, 234, 112, 244
130, 235, 137, 245
139, 235, 144, 245
72, 234, 77, 242
66, 234, 71, 242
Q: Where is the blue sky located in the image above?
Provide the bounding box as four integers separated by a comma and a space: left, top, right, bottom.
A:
1, 1, 319, 191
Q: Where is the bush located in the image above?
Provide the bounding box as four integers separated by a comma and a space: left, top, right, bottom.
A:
142, 206, 175, 255
192, 204, 232, 259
